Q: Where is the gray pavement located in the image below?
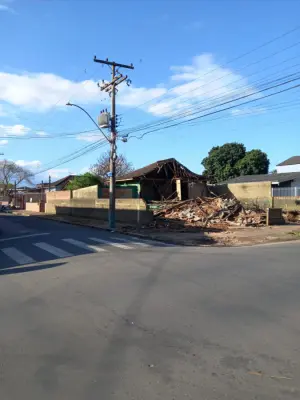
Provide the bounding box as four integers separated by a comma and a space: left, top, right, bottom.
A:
0, 214, 300, 399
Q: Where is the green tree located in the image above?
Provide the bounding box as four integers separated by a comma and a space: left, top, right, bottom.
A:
65, 173, 102, 190
202, 143, 246, 183
202, 143, 270, 183
236, 149, 269, 176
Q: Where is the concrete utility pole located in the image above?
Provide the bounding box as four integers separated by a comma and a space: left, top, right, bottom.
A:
94, 57, 134, 230
48, 175, 51, 193
14, 180, 16, 207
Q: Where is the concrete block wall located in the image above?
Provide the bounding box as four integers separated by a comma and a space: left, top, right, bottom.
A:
45, 197, 152, 224
47, 191, 72, 201
99, 187, 134, 199
25, 203, 41, 212
72, 185, 99, 199
212, 182, 272, 209
273, 197, 300, 211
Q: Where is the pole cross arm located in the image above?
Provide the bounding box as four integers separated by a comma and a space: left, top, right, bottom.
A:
94, 56, 134, 70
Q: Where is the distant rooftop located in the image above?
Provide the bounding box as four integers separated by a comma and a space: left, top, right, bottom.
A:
277, 156, 300, 166
225, 171, 300, 184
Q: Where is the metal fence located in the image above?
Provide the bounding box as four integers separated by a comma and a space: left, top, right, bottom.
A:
272, 187, 300, 197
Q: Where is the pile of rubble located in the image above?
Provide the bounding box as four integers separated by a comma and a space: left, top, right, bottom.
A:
152, 196, 266, 228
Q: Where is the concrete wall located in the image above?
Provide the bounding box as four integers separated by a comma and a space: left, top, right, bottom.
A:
100, 187, 135, 199
213, 181, 272, 209
26, 202, 41, 212
273, 197, 300, 211
47, 191, 72, 201
73, 185, 99, 199
46, 198, 153, 224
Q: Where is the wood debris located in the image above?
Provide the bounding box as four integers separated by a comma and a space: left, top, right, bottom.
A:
151, 196, 266, 228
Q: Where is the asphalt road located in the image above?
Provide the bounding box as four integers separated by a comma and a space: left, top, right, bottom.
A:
1, 214, 300, 399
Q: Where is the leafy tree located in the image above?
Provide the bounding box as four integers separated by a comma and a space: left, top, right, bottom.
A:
0, 160, 33, 195
202, 143, 246, 183
90, 151, 133, 180
202, 143, 270, 183
65, 173, 102, 190
236, 149, 269, 176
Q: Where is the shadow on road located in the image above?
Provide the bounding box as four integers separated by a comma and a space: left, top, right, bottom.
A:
0, 262, 66, 276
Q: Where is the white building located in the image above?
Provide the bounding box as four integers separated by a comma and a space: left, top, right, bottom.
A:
277, 156, 300, 174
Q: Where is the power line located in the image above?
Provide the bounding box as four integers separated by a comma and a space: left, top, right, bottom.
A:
120, 52, 300, 136
122, 71, 300, 137
128, 80, 300, 140
32, 139, 108, 177
118, 25, 300, 114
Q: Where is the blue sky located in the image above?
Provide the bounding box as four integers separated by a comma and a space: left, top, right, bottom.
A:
0, 0, 300, 183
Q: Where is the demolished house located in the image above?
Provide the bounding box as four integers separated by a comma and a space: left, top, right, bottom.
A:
116, 158, 208, 202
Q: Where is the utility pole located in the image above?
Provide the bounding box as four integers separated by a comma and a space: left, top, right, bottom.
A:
94, 57, 134, 230
40, 180, 44, 202
14, 180, 16, 207
48, 175, 51, 193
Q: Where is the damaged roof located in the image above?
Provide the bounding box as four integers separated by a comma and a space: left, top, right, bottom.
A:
117, 158, 205, 181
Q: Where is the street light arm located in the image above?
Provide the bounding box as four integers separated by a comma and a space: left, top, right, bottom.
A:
66, 102, 110, 143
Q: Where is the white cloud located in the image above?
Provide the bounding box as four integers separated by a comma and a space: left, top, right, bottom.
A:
15, 160, 41, 168
0, 0, 14, 13
0, 124, 30, 136
0, 53, 259, 120
0, 139, 8, 146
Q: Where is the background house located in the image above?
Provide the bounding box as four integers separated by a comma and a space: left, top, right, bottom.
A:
37, 175, 78, 192
277, 156, 300, 173
116, 158, 207, 202
225, 172, 300, 197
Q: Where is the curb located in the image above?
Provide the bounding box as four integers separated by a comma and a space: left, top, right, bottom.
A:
32, 215, 180, 246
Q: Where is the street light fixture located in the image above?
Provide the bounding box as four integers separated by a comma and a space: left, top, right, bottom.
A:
66, 102, 110, 143
66, 102, 117, 230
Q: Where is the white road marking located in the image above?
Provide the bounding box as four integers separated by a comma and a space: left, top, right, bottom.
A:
123, 236, 176, 247
89, 237, 133, 249
34, 242, 73, 258
112, 237, 149, 247
62, 238, 107, 252
1, 247, 35, 265
0, 232, 50, 243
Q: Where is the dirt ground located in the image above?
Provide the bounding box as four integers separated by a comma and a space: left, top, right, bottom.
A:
13, 211, 300, 247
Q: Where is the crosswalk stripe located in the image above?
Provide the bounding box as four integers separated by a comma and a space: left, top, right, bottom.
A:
34, 242, 73, 258
1, 247, 35, 265
112, 237, 149, 247
125, 236, 176, 247
89, 237, 133, 249
62, 238, 107, 252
